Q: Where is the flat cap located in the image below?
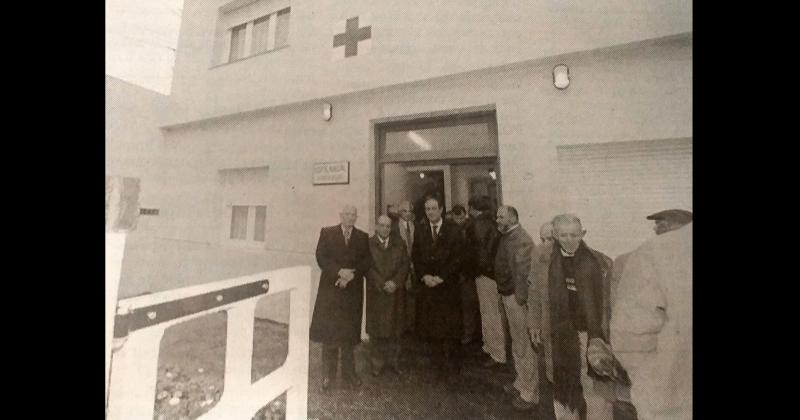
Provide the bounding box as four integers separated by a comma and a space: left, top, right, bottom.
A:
646, 209, 693, 224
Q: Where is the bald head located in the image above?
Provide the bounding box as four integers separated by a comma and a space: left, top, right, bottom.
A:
376, 214, 392, 239
399, 200, 414, 222
339, 205, 358, 228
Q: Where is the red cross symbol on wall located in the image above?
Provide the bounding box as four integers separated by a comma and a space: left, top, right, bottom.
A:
333, 17, 372, 58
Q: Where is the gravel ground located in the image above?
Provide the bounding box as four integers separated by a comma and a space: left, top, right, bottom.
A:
151, 312, 635, 420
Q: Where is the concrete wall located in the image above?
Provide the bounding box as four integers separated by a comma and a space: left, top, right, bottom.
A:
169, 0, 692, 123
146, 36, 691, 314
105, 76, 170, 233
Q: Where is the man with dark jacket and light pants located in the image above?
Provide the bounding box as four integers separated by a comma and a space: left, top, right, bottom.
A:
494, 205, 538, 412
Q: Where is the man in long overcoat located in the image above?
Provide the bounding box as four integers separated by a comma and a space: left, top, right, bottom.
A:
527, 213, 615, 419
608, 222, 693, 420
412, 196, 465, 381
366, 215, 410, 377
310, 205, 372, 391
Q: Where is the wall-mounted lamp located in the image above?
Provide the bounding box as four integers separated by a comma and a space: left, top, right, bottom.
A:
553, 64, 570, 90
323, 103, 333, 121
488, 170, 497, 180
419, 172, 426, 179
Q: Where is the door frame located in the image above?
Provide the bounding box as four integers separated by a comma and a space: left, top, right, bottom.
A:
405, 164, 452, 212
371, 105, 500, 220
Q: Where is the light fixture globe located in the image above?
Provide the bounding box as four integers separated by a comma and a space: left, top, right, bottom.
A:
553, 64, 570, 90
323, 103, 333, 121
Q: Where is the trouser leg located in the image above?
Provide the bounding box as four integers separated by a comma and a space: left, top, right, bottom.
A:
443, 338, 460, 372
389, 335, 402, 368
460, 274, 480, 343
579, 332, 613, 420
475, 275, 506, 362
340, 344, 357, 378
405, 273, 416, 334
502, 295, 539, 404
370, 337, 387, 371
321, 344, 339, 379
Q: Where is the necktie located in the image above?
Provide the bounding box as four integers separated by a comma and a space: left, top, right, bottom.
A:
344, 229, 351, 246
405, 223, 413, 255
432, 225, 439, 242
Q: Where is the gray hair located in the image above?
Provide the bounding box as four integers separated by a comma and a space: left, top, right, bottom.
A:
499, 205, 519, 222
551, 213, 582, 232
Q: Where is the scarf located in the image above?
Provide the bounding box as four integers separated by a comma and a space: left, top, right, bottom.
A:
548, 241, 608, 411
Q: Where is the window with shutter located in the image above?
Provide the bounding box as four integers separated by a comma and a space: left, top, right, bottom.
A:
556, 137, 692, 257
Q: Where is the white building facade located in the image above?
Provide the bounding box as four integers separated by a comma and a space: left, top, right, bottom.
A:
127, 0, 692, 321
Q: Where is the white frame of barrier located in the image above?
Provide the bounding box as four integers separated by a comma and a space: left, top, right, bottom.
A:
106, 265, 311, 420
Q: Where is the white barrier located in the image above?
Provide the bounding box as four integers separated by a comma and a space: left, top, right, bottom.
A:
106, 265, 311, 420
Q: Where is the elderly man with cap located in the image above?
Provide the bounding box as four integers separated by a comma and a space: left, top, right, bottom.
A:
599, 221, 693, 420
611, 209, 693, 302
598, 209, 692, 418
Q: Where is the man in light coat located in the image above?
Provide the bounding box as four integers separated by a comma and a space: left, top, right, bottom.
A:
494, 205, 539, 412
607, 223, 692, 420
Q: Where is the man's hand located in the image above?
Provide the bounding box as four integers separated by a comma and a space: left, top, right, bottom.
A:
529, 328, 542, 347
338, 268, 355, 281
432, 276, 444, 286
514, 294, 526, 307
422, 275, 436, 288
384, 281, 397, 294
586, 338, 615, 377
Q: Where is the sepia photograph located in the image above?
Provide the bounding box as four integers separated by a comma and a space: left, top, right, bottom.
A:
106, 1, 692, 419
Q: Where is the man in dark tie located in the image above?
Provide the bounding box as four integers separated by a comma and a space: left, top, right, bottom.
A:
310, 205, 372, 391
412, 196, 465, 382
397, 200, 417, 334
366, 215, 410, 377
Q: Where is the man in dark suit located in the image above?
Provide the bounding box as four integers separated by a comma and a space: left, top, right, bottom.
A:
412, 196, 465, 382
310, 205, 372, 391
366, 215, 410, 377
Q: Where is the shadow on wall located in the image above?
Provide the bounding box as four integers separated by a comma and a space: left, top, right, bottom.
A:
117, 233, 319, 323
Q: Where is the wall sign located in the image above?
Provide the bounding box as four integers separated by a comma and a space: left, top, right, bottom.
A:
313, 161, 350, 185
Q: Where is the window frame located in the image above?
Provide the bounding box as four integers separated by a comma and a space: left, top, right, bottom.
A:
223, 203, 268, 249
216, 6, 292, 67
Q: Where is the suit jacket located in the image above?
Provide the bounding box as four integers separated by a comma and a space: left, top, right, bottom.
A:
412, 219, 464, 339
366, 235, 409, 338
397, 219, 415, 258
310, 224, 371, 345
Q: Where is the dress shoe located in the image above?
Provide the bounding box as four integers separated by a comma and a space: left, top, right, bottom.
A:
321, 376, 332, 391
511, 395, 537, 412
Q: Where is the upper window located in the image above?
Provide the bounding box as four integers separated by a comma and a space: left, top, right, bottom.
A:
214, 1, 291, 66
